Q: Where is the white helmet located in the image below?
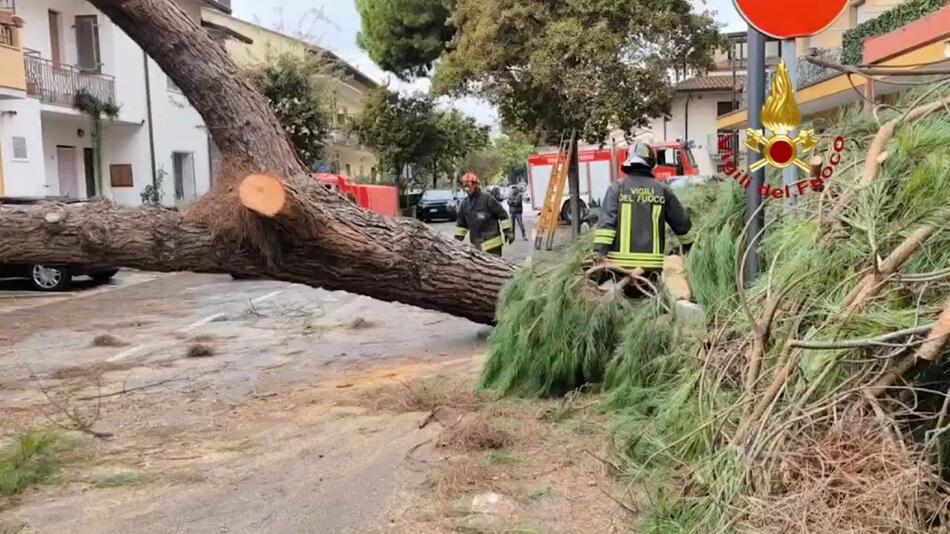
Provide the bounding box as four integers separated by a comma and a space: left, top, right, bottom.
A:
621, 143, 655, 174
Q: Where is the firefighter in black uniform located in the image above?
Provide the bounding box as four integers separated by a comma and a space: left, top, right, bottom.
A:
455, 173, 514, 256
593, 143, 696, 283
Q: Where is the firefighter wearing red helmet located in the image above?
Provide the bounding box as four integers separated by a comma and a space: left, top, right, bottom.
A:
455, 172, 514, 256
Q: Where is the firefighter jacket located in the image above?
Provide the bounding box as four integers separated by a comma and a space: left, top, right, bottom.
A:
455, 191, 513, 253
593, 169, 696, 270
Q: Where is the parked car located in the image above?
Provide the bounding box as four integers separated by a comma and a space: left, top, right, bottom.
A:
416, 189, 459, 222
0, 197, 119, 291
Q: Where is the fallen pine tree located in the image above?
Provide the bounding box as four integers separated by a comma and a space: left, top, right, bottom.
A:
479, 87, 950, 531
0, 0, 514, 325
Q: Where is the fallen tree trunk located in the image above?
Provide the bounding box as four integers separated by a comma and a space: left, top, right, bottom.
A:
0, 0, 516, 325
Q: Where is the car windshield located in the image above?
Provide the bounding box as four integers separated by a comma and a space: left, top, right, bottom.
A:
422, 190, 454, 201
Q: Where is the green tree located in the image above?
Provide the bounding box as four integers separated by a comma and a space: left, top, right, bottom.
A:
246, 52, 332, 171
460, 146, 505, 184
494, 134, 534, 184
352, 88, 441, 190
429, 109, 490, 187
355, 0, 454, 80
432, 0, 724, 141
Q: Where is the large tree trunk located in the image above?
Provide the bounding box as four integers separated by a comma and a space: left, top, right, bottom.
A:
0, 0, 515, 325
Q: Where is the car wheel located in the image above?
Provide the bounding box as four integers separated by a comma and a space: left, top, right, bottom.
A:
560, 199, 589, 224
91, 269, 119, 283
29, 264, 71, 291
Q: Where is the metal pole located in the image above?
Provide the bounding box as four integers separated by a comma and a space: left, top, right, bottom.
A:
781, 39, 799, 207
745, 27, 767, 283
568, 135, 580, 238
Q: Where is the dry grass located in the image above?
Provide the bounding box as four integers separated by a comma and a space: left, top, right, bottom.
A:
742, 422, 949, 533
186, 343, 216, 358
48, 361, 137, 380
90, 334, 128, 348
363, 375, 482, 414
436, 414, 512, 451
347, 317, 376, 330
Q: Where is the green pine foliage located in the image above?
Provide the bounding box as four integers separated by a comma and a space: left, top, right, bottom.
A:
481, 84, 950, 531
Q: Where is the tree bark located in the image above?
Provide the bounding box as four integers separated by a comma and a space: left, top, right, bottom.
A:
0, 0, 516, 325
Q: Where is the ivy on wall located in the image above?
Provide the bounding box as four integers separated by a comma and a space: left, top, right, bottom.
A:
842, 0, 948, 64
73, 89, 120, 197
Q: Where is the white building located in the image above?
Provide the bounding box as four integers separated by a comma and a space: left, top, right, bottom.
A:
0, 0, 226, 205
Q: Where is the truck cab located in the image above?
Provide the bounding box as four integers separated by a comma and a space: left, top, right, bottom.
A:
651, 142, 700, 182
616, 142, 700, 182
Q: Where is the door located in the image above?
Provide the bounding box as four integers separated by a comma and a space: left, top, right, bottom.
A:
56, 146, 78, 198
172, 152, 196, 204
48, 11, 62, 68
75, 15, 101, 73
83, 148, 96, 197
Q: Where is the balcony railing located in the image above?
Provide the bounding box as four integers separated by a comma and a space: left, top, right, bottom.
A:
24, 53, 115, 108
0, 23, 13, 47
0, 1, 15, 14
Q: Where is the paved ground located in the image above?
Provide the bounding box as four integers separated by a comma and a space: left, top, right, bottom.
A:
0, 213, 582, 533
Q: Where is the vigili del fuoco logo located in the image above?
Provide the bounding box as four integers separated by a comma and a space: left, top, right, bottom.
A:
718, 61, 846, 201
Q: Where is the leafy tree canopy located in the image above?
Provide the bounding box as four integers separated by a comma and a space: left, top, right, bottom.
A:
494, 134, 535, 184
431, 0, 723, 142
353, 88, 491, 189
430, 109, 490, 177
355, 0, 454, 80
246, 52, 332, 171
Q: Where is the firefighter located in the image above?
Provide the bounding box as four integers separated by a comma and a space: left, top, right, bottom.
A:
455, 173, 514, 256
593, 143, 696, 286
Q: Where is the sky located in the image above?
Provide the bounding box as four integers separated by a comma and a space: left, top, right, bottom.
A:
231, 0, 748, 129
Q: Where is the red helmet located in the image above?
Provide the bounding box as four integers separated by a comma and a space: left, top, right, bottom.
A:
462, 172, 480, 186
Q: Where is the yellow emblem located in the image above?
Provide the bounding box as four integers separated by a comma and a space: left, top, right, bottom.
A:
746, 60, 816, 172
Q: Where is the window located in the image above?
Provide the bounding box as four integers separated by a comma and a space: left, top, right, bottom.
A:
717, 101, 737, 117
172, 152, 196, 203
48, 11, 62, 68
75, 15, 101, 73
344, 163, 351, 176
336, 107, 347, 127
11, 136, 27, 160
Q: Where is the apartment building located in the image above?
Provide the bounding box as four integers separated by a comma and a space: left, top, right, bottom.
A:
719, 0, 949, 133
201, 8, 380, 181
0, 0, 222, 205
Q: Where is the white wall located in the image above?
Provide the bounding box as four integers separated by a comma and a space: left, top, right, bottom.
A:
648, 91, 736, 176
0, 99, 46, 196
11, 0, 211, 205
40, 114, 92, 196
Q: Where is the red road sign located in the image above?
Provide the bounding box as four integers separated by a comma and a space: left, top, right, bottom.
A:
733, 0, 849, 39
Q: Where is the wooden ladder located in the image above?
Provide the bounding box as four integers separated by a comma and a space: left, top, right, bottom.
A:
534, 131, 575, 251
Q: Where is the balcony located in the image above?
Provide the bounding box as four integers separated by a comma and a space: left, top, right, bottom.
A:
0, 0, 15, 14
24, 53, 115, 108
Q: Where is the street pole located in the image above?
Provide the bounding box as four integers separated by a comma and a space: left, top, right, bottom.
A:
745, 26, 767, 283
781, 38, 799, 207
568, 136, 580, 238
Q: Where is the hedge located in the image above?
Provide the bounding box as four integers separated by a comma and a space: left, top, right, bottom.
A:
841, 0, 948, 65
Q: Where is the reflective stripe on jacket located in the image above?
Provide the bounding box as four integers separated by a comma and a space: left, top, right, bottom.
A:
455, 191, 512, 252
593, 170, 696, 270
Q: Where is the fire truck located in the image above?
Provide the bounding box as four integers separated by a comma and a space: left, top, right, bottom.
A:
527, 142, 701, 219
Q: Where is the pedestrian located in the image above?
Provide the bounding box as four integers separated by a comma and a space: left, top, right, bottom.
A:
455, 173, 515, 256
592, 143, 696, 296
506, 186, 527, 241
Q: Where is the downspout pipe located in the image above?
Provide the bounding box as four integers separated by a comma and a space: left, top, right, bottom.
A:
143, 51, 158, 199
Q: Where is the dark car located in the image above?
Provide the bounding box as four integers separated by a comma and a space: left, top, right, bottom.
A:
416, 189, 459, 222
0, 197, 119, 291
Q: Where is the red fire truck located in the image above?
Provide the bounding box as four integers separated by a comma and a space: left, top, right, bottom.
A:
312, 173, 399, 217
527, 142, 701, 218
